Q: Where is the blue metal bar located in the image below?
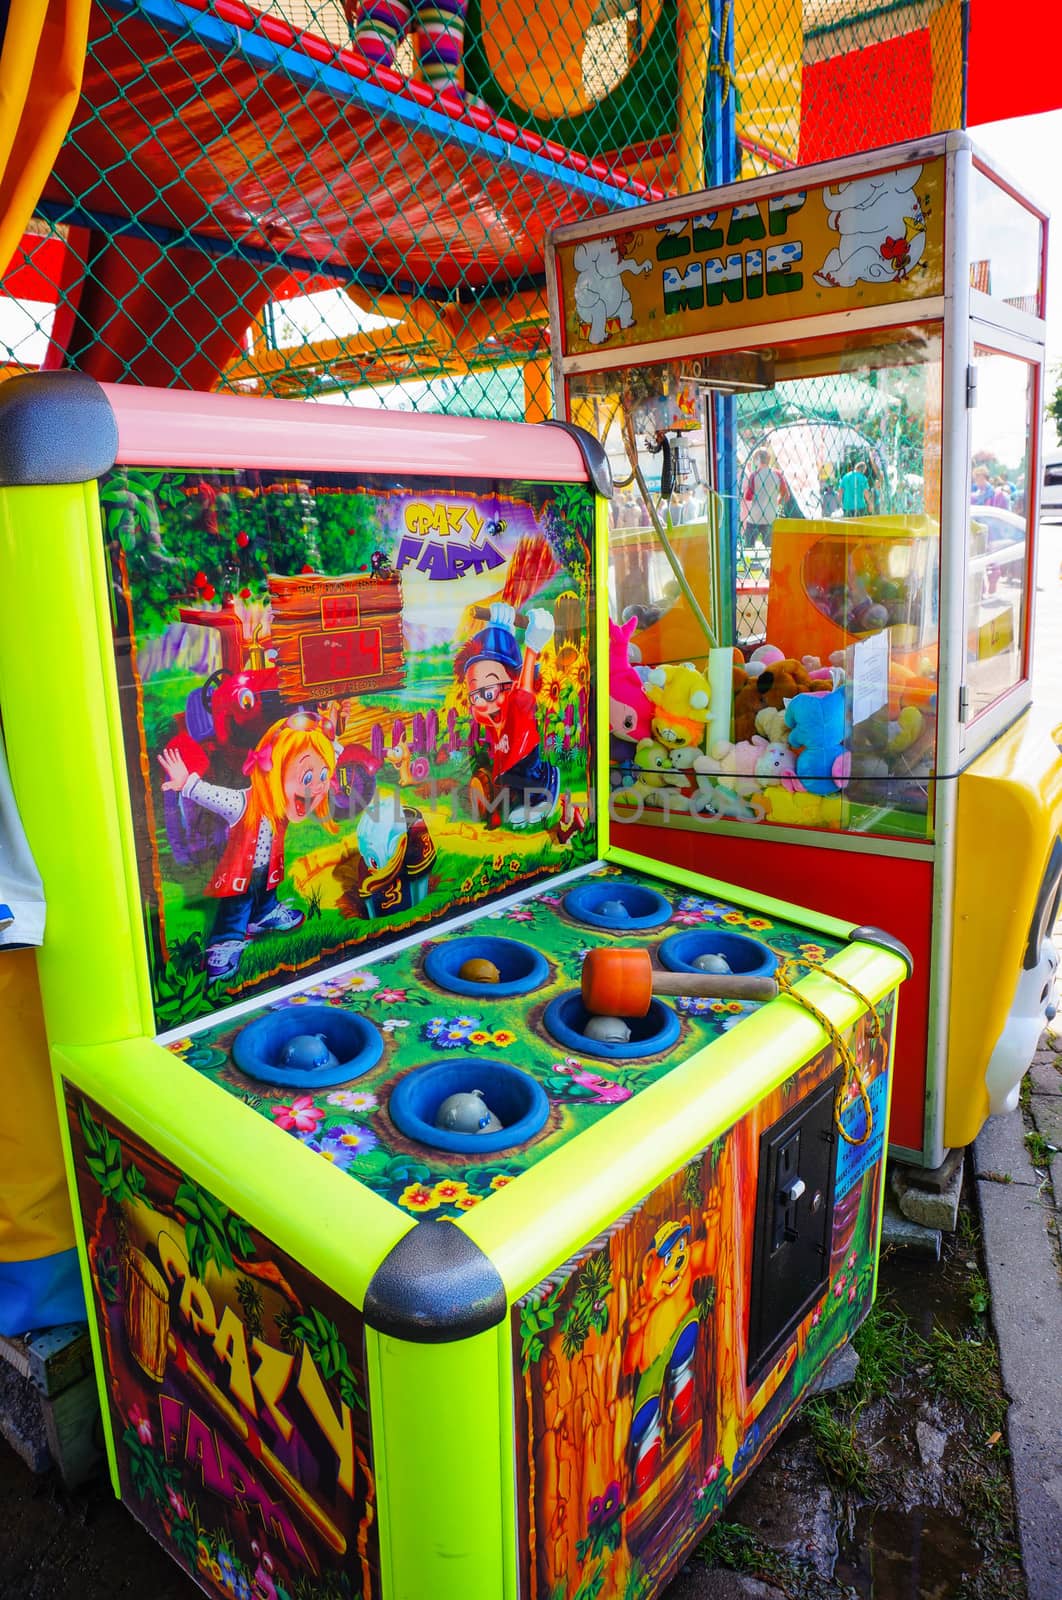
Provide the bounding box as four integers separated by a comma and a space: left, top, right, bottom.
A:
102, 0, 647, 211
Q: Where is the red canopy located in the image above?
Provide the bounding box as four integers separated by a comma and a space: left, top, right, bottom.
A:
966, 0, 1060, 126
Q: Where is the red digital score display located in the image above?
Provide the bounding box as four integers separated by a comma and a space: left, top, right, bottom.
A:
299, 627, 383, 687
320, 594, 361, 628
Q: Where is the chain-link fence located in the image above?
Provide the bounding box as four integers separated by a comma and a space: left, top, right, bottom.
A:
0, 0, 963, 415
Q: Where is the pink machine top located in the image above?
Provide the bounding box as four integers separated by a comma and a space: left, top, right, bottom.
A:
103, 384, 600, 485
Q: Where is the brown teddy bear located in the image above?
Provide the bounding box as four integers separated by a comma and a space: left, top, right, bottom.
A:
732, 660, 831, 744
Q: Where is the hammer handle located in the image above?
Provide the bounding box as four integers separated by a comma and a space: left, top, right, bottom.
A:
652, 971, 778, 1002
473, 605, 530, 627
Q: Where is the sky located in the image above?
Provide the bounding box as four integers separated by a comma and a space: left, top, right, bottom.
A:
972, 110, 1062, 446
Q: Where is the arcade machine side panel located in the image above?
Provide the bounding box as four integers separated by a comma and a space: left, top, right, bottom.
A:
51, 1036, 413, 1600
510, 1000, 896, 1600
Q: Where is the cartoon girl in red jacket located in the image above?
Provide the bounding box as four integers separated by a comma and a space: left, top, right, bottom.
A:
159, 712, 337, 981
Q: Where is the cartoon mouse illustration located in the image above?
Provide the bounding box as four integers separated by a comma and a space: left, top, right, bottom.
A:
573, 236, 652, 345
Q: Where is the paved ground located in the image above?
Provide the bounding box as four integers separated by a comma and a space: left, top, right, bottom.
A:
973, 1047, 1062, 1600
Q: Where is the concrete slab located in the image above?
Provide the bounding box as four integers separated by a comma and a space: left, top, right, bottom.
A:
1029, 1095, 1062, 1153
892, 1153, 963, 1231
975, 1127, 1062, 1600
881, 1197, 941, 1258
1028, 1058, 1062, 1097
972, 1108, 1038, 1185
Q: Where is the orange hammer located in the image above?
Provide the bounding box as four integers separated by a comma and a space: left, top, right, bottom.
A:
580, 947, 778, 1017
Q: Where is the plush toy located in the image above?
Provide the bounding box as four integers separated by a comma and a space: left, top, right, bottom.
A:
886, 704, 923, 757
608, 617, 653, 749
753, 706, 789, 744
755, 739, 797, 788
785, 685, 848, 796
633, 738, 672, 788
704, 735, 796, 798
756, 787, 844, 830
644, 662, 711, 754
733, 659, 830, 744
690, 759, 758, 820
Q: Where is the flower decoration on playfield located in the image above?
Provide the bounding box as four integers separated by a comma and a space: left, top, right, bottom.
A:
326, 1089, 377, 1112
798, 942, 828, 962
423, 1016, 517, 1049
303, 1122, 379, 1169
399, 1182, 441, 1213
269, 1094, 325, 1134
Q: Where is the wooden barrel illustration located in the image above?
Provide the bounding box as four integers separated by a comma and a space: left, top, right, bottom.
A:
124, 1249, 171, 1382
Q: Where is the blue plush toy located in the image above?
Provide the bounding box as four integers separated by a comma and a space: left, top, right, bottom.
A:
784, 685, 847, 796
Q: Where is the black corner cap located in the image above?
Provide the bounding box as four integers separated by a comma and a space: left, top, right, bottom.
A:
849, 925, 914, 979
364, 1219, 507, 1343
539, 418, 613, 499
0, 372, 118, 488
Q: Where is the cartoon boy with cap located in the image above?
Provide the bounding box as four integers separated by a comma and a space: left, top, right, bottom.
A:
457, 601, 560, 828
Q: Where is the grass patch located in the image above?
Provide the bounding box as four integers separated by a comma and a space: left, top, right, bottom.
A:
804, 1398, 875, 1494
695, 1522, 858, 1600
918, 1325, 1007, 1432
967, 1270, 991, 1317
955, 1452, 1025, 1600
1024, 1129, 1055, 1169
849, 1301, 909, 1405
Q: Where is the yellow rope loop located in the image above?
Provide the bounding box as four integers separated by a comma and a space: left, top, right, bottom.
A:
708, 0, 734, 106
774, 957, 884, 1147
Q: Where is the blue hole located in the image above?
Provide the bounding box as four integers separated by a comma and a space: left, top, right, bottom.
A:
564, 880, 672, 930
233, 1005, 383, 1091
423, 936, 550, 998
542, 992, 680, 1059
388, 1058, 550, 1154
658, 930, 778, 979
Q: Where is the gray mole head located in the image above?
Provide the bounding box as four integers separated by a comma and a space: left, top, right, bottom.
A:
583, 1014, 632, 1044
693, 953, 732, 975
598, 899, 629, 919
435, 1089, 504, 1134
279, 1032, 340, 1071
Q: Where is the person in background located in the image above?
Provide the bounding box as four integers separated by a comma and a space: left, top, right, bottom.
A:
840, 458, 873, 516
742, 447, 789, 555
819, 465, 841, 518
972, 464, 1007, 507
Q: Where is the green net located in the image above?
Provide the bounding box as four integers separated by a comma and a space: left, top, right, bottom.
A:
0, 0, 964, 415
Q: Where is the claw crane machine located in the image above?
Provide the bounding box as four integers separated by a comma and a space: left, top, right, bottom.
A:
548, 131, 1062, 1173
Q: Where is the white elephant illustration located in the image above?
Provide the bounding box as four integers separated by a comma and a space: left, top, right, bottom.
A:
573, 236, 652, 345
814, 165, 926, 289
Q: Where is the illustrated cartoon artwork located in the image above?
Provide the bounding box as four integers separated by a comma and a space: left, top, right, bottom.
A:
813, 165, 926, 288
346, 796, 437, 920
158, 711, 337, 980
457, 602, 560, 828
609, 616, 653, 783
622, 1216, 710, 1496
573, 236, 652, 345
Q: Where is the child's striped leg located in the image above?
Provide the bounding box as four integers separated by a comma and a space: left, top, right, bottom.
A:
414, 0, 467, 91
345, 0, 413, 67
